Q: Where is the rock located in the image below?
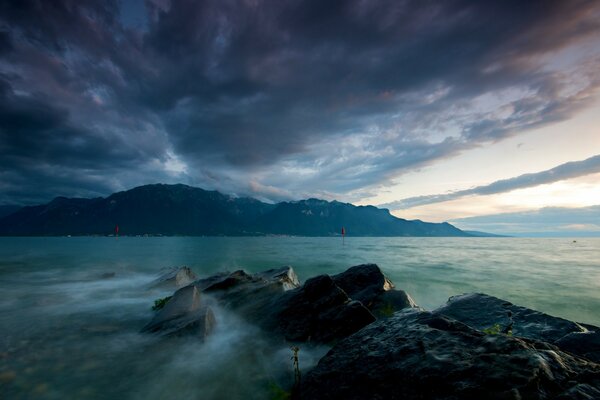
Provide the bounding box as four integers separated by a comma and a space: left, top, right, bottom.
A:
256, 266, 300, 290
201, 269, 261, 292
331, 263, 394, 303
374, 289, 418, 313
332, 263, 418, 316
195, 266, 300, 293
150, 266, 197, 288
191, 268, 375, 343
555, 384, 600, 400
274, 275, 376, 343
299, 309, 600, 400
556, 330, 600, 364
433, 293, 600, 363
141, 285, 215, 338
191, 267, 300, 315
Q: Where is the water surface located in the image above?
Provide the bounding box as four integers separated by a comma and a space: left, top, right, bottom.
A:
1, 237, 599, 399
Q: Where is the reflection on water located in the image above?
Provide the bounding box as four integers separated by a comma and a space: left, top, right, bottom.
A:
0, 237, 599, 399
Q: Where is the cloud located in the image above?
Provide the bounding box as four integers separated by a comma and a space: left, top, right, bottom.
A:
379, 154, 600, 209
1, 1, 600, 203
449, 205, 600, 236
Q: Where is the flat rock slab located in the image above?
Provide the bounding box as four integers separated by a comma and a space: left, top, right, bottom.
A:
299, 309, 600, 400
433, 293, 600, 363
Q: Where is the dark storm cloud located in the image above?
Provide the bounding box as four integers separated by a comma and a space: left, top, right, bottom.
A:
379, 155, 600, 210
1, 0, 600, 204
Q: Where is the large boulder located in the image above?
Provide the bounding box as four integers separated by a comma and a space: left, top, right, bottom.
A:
142, 285, 215, 339
433, 293, 600, 363
150, 266, 198, 288
299, 309, 600, 400
194, 267, 300, 313
332, 263, 418, 317
274, 275, 376, 343
191, 267, 375, 343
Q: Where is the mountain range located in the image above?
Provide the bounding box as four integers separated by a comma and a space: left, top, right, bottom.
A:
0, 184, 473, 237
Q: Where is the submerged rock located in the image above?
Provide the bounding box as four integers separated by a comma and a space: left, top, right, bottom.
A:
150, 266, 197, 288
299, 309, 600, 400
433, 293, 600, 363
141, 285, 215, 339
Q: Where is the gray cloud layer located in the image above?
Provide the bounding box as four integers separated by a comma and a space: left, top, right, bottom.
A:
1, 0, 600, 204
379, 154, 600, 210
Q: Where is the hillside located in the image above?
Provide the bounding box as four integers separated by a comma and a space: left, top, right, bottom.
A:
0, 184, 470, 237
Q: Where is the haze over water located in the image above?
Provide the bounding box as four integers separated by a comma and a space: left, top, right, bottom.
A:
1, 237, 599, 399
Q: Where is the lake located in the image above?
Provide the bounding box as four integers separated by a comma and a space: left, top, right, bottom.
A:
1, 237, 599, 399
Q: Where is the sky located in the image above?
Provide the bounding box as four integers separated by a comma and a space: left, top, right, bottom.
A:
0, 0, 599, 236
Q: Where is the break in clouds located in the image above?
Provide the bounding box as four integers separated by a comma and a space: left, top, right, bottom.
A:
1, 0, 600, 204
380, 154, 600, 210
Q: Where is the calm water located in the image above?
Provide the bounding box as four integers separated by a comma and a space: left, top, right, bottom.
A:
1, 237, 599, 399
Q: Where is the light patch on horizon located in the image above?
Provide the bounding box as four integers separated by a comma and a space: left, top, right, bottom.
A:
393, 172, 600, 223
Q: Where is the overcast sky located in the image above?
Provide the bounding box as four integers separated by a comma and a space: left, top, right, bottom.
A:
1, 0, 599, 235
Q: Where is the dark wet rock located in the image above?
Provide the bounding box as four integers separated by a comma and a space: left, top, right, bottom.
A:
195, 266, 300, 293
192, 270, 232, 291
556, 330, 600, 364
555, 384, 600, 399
256, 266, 300, 290
371, 289, 419, 317
141, 286, 215, 339
202, 270, 256, 292
331, 263, 394, 303
332, 263, 418, 316
274, 275, 376, 343
193, 267, 299, 313
191, 267, 375, 343
299, 309, 600, 400
433, 293, 600, 363
150, 266, 197, 288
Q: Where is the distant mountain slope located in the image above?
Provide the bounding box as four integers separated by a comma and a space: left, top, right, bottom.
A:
0, 205, 22, 219
0, 184, 471, 237
254, 199, 466, 236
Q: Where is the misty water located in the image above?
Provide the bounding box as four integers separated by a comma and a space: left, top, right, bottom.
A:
1, 237, 599, 399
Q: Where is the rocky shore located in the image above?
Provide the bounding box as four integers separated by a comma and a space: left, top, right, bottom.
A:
142, 264, 600, 399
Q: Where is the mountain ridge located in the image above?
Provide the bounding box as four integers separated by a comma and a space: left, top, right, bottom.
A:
0, 183, 472, 237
